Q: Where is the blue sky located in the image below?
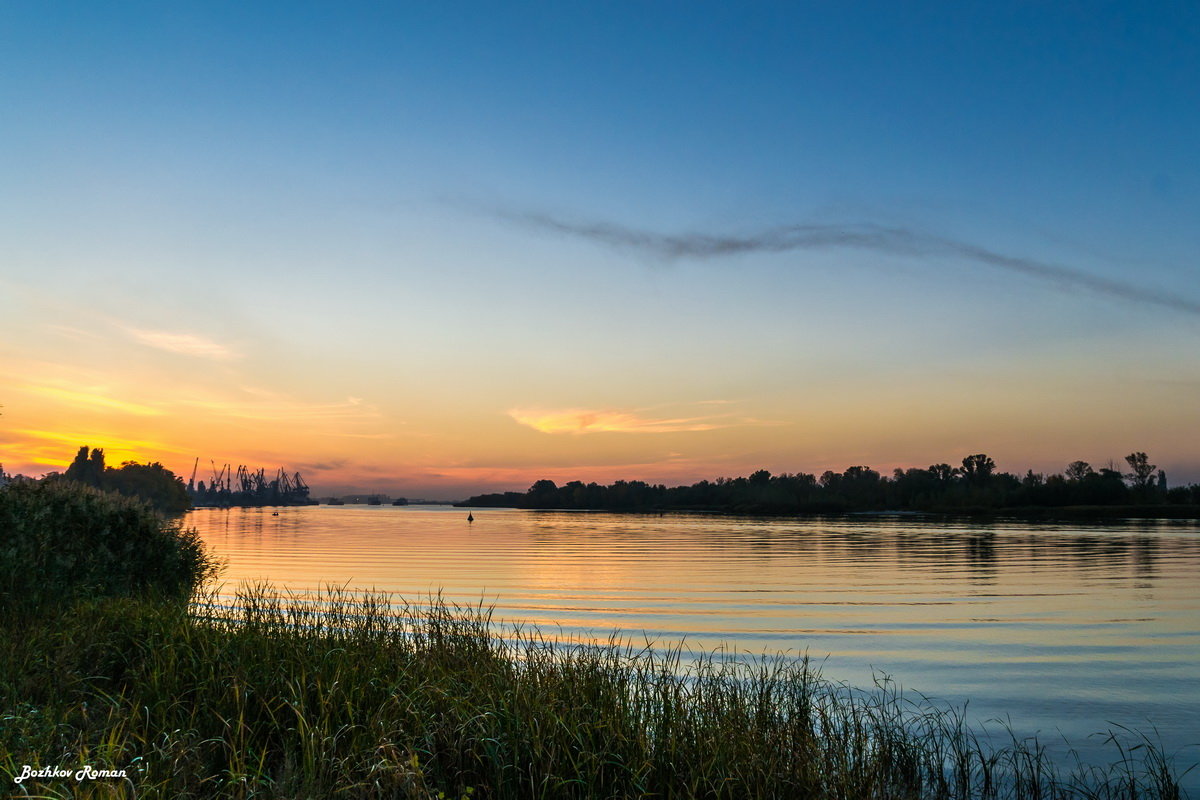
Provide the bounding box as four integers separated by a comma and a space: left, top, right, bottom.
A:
2, 2, 1198, 494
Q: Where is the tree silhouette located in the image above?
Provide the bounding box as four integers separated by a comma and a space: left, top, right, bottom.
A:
106, 461, 190, 513
527, 479, 561, 508
928, 463, 957, 483
60, 446, 190, 512
959, 454, 996, 484
1065, 461, 1094, 482
65, 446, 106, 488
1124, 452, 1157, 491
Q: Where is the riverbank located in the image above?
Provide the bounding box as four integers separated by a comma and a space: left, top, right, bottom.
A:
1, 586, 1190, 799
457, 459, 1200, 519
457, 501, 1200, 521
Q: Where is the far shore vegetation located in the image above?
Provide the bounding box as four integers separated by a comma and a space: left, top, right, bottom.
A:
59, 445, 192, 513
3, 446, 1197, 518
460, 452, 1200, 517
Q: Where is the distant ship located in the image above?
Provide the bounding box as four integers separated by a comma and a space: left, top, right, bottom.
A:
366, 496, 383, 505
327, 498, 345, 505
392, 498, 409, 506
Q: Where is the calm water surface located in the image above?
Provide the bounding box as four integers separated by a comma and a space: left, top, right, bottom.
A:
190, 506, 1200, 784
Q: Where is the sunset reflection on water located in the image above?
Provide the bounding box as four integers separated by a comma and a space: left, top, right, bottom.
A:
191, 505, 1200, 781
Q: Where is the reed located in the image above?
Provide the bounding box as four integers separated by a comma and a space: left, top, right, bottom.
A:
0, 585, 1190, 800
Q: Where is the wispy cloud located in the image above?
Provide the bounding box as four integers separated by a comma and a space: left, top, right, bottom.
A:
296, 459, 350, 472
23, 385, 163, 416
496, 211, 1200, 317
509, 406, 773, 435
317, 432, 397, 440
122, 327, 240, 360
179, 389, 381, 423
43, 324, 103, 342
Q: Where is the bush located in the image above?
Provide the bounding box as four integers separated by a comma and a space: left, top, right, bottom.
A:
0, 479, 216, 611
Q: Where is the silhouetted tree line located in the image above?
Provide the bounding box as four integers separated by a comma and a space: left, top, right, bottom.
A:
59, 446, 191, 514
460, 453, 1200, 515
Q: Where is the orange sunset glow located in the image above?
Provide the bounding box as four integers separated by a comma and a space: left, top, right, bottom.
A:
2, 3, 1197, 500
3, 324, 1196, 498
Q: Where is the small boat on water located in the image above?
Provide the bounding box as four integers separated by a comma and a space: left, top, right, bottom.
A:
467, 512, 474, 523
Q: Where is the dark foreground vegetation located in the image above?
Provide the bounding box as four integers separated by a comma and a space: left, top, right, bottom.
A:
3, 588, 1193, 800
0, 478, 212, 610
1, 481, 1192, 798
461, 452, 1200, 516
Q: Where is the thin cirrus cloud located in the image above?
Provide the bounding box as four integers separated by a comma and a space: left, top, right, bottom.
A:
122, 326, 241, 360
22, 385, 164, 416
509, 407, 764, 435
495, 210, 1200, 318
178, 393, 381, 424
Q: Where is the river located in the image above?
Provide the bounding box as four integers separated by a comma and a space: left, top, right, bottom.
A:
189, 505, 1200, 787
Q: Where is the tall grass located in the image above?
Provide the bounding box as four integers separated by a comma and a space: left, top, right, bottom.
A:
0, 585, 1190, 799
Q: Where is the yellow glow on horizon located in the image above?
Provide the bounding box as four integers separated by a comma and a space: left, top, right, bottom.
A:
1, 316, 1195, 494
8, 428, 186, 470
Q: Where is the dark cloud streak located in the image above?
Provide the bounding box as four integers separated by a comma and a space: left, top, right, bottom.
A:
298, 459, 349, 472
501, 211, 1200, 317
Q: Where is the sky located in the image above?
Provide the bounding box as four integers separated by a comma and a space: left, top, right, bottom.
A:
1, 2, 1198, 498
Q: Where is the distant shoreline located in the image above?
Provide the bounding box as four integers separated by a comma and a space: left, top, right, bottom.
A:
455, 458, 1200, 520
453, 501, 1200, 521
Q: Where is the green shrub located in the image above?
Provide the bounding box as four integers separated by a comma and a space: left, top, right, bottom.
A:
0, 479, 216, 611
